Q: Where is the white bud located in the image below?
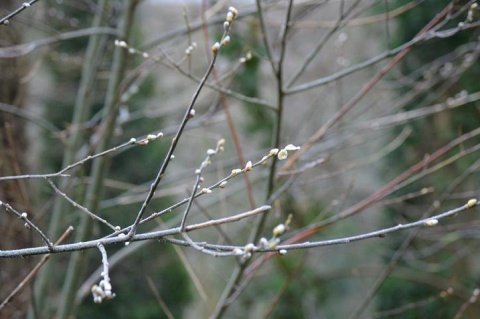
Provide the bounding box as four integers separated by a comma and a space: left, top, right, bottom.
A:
201, 188, 212, 194
273, 224, 286, 236
279, 249, 287, 255
424, 219, 438, 227
221, 36, 231, 47
232, 248, 243, 255
228, 6, 238, 18
269, 148, 279, 156
467, 198, 477, 208
258, 237, 269, 249
244, 243, 255, 252
115, 40, 128, 48
219, 181, 227, 188
212, 42, 221, 53
277, 149, 288, 160
207, 149, 216, 155
129, 137, 137, 143
223, 21, 230, 31
284, 144, 301, 151
21, 212, 28, 218
245, 161, 253, 171
231, 168, 242, 175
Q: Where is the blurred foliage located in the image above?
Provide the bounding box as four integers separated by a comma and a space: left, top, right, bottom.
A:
377, 0, 480, 317
220, 20, 275, 147
39, 1, 191, 317
76, 245, 192, 318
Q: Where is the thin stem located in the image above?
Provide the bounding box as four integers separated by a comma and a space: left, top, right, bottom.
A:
348, 156, 480, 319
256, 0, 277, 75
285, 0, 362, 88
0, 27, 119, 58
0, 201, 53, 250
0, 198, 476, 259
284, 20, 478, 95
127, 47, 218, 238
210, 2, 294, 318
0, 0, 39, 26
56, 1, 137, 317
199, 1, 257, 211
0, 227, 73, 311
281, 2, 455, 172
31, 3, 110, 317
46, 178, 117, 231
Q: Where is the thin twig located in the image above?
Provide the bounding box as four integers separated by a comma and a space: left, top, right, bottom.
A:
185, 205, 272, 232
0, 173, 69, 182
285, 0, 362, 87
0, 27, 119, 58
126, 9, 241, 237
281, 2, 456, 171
0, 0, 39, 26
0, 135, 160, 182
93, 242, 115, 302
0, 226, 74, 311
127, 55, 216, 237
0, 198, 476, 259
46, 178, 118, 231
109, 146, 278, 240
453, 287, 480, 319
0, 101, 59, 132
285, 20, 479, 95
146, 276, 175, 319
179, 140, 224, 230
0, 201, 54, 250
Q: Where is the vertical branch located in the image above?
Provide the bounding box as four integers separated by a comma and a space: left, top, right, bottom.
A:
200, 0, 257, 210
90, 243, 115, 303
285, 0, 362, 88
56, 1, 138, 318
210, 2, 294, 318
127, 6, 240, 237
255, 0, 277, 75
280, 1, 456, 172
31, 1, 109, 315
250, 0, 294, 243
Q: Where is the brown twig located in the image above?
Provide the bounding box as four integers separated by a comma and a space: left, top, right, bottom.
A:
0, 226, 73, 311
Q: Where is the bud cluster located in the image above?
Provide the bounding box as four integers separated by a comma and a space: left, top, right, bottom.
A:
212, 7, 238, 54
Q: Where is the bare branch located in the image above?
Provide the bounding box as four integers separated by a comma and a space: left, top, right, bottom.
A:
0, 0, 39, 26
0, 201, 53, 250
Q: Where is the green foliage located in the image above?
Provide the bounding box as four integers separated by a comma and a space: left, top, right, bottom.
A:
378, 1, 480, 317
76, 245, 192, 318
378, 277, 455, 319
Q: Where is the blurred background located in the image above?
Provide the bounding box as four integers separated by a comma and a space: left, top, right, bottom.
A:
1, 0, 480, 318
